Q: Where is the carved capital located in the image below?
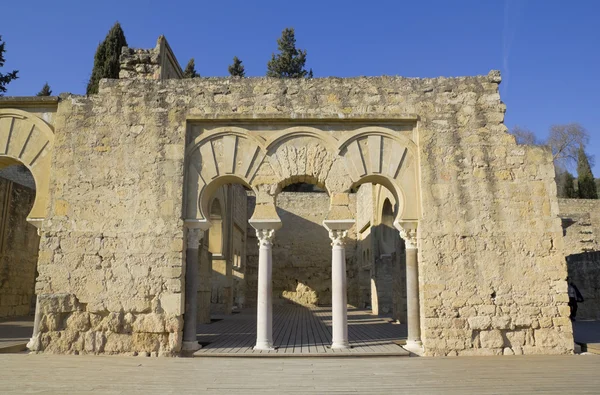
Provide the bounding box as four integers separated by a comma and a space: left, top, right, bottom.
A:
186, 227, 203, 249
256, 229, 276, 247
398, 226, 417, 249
328, 229, 348, 247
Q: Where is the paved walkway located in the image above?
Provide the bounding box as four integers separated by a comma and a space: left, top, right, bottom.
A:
196, 305, 408, 356
0, 353, 598, 394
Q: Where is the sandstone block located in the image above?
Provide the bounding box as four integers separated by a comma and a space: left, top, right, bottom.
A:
480, 330, 504, 348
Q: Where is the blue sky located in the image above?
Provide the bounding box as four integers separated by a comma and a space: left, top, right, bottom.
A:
2, 0, 598, 174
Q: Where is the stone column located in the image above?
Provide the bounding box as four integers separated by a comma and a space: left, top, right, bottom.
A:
253, 228, 276, 350
398, 224, 422, 347
182, 226, 204, 351
323, 219, 355, 349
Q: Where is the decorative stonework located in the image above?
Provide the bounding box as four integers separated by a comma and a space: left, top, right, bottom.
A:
186, 227, 203, 249
328, 229, 348, 247
398, 226, 417, 249
0, 109, 54, 225
256, 229, 275, 247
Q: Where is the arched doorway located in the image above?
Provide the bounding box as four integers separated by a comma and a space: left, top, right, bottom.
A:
0, 161, 39, 321
0, 109, 54, 352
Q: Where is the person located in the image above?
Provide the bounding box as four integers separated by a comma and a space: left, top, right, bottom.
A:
567, 277, 584, 320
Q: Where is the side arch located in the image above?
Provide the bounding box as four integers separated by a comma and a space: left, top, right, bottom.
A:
0, 109, 54, 226
338, 126, 420, 222
184, 128, 267, 222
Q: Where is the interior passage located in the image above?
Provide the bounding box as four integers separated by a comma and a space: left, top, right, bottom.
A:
194, 305, 409, 356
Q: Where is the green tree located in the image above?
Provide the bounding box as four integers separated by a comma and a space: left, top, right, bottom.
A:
183, 58, 200, 78
36, 82, 52, 96
86, 22, 128, 95
556, 171, 577, 198
577, 146, 598, 199
0, 35, 18, 96
228, 56, 245, 77
266, 28, 313, 78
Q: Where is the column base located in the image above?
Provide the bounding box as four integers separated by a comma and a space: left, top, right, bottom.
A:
404, 340, 423, 356
253, 342, 275, 351
331, 341, 351, 350
182, 341, 201, 351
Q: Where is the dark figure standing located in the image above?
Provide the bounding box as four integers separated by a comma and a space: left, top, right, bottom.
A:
567, 277, 584, 320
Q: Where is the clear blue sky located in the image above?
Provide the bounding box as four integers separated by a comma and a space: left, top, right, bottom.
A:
2, 0, 599, 174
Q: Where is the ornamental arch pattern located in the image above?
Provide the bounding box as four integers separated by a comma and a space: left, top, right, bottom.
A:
183, 122, 421, 227
0, 109, 54, 226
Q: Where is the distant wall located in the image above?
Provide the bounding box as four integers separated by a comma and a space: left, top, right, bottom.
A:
0, 177, 39, 318
559, 199, 600, 319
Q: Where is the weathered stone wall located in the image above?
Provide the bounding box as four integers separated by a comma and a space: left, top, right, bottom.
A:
273, 191, 358, 306
559, 199, 600, 320
119, 36, 183, 81
417, 76, 570, 356
33, 72, 571, 356
559, 199, 600, 254
0, 177, 39, 318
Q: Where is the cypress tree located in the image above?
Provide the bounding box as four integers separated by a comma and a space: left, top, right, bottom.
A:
228, 56, 245, 77
0, 35, 18, 96
266, 28, 312, 78
577, 146, 598, 199
86, 22, 128, 95
562, 172, 577, 198
36, 82, 52, 96
183, 58, 200, 78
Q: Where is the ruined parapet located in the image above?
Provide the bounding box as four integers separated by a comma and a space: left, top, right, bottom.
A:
119, 35, 183, 80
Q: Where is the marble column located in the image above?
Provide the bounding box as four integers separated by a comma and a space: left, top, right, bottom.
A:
323, 219, 354, 350
399, 225, 422, 347
253, 228, 276, 350
182, 226, 203, 351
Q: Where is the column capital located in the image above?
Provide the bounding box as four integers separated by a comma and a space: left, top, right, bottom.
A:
396, 221, 418, 249
256, 228, 276, 247
328, 229, 348, 247
186, 227, 204, 249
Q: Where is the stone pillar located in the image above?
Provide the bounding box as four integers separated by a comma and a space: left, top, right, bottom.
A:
253, 228, 276, 350
26, 295, 42, 351
398, 224, 422, 347
323, 219, 355, 349
182, 226, 204, 351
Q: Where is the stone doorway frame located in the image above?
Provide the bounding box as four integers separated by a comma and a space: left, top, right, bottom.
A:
181, 119, 423, 352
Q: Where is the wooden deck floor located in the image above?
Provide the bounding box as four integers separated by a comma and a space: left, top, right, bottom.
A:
194, 305, 409, 357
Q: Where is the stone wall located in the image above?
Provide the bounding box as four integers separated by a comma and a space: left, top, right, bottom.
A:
119, 36, 183, 80
559, 199, 600, 254
0, 177, 39, 318
272, 191, 358, 306
31, 71, 571, 356
559, 199, 600, 320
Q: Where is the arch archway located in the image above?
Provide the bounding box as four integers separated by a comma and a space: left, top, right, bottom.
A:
0, 109, 54, 227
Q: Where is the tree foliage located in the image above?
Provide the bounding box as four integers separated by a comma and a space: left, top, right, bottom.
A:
0, 35, 18, 96
36, 82, 52, 96
86, 22, 128, 95
183, 58, 200, 78
556, 171, 577, 198
577, 146, 598, 199
547, 123, 589, 170
228, 56, 245, 77
266, 28, 313, 78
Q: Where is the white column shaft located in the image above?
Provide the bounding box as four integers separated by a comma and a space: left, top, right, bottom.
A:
331, 241, 349, 349
254, 229, 275, 350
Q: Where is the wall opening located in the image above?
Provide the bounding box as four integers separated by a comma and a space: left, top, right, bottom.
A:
0, 161, 40, 338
